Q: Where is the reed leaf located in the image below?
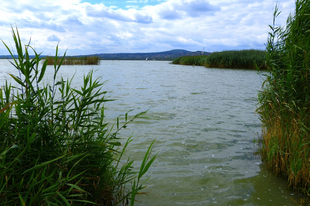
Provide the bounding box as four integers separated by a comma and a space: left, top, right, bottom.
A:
258, 0, 310, 197
0, 27, 156, 205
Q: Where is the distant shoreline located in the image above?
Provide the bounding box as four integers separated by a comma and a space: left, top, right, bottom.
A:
1, 49, 210, 61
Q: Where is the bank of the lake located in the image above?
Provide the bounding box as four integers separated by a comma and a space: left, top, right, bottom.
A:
172, 49, 267, 70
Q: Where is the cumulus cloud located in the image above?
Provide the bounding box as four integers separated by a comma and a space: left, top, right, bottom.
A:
47, 35, 60, 42
0, 0, 296, 55
63, 16, 84, 25
85, 3, 153, 24
155, 0, 221, 20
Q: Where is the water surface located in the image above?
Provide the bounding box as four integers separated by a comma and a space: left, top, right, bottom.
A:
0, 60, 302, 205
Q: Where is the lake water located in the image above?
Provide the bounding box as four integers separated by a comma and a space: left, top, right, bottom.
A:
0, 60, 302, 205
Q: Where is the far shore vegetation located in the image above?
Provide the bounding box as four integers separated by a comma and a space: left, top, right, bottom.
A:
258, 0, 310, 200
0, 27, 156, 205
172, 49, 267, 70
45, 55, 100, 65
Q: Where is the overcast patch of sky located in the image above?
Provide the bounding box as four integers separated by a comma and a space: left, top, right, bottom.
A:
0, 0, 295, 55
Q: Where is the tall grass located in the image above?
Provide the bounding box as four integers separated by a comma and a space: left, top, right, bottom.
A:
172, 50, 266, 69
172, 55, 208, 66
205, 50, 266, 69
46, 56, 100, 65
257, 0, 310, 195
0, 27, 156, 205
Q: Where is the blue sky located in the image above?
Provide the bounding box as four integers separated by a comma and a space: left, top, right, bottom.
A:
0, 0, 295, 55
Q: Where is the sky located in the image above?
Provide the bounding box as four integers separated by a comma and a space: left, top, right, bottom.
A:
0, 0, 296, 55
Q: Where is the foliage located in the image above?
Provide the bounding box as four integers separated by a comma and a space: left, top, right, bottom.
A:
172, 50, 266, 69
172, 55, 208, 66
0, 27, 156, 205
205, 50, 266, 69
45, 56, 100, 65
257, 0, 310, 195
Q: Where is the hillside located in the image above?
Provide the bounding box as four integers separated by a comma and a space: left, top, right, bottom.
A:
86, 49, 210, 60
0, 49, 210, 60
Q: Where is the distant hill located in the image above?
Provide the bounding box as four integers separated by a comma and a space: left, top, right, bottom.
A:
85, 49, 210, 60
0, 49, 211, 60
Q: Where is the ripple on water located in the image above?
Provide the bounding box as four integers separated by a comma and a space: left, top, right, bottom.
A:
0, 60, 301, 206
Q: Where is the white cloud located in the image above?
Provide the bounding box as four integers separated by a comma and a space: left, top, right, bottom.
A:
85, 3, 153, 24
47, 35, 61, 42
0, 0, 296, 55
147, 0, 220, 20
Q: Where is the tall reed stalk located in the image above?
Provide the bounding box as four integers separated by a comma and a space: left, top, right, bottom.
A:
0, 27, 156, 205
257, 0, 310, 195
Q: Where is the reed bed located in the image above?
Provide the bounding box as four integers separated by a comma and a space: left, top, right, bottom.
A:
257, 0, 310, 196
172, 55, 208, 66
0, 27, 156, 205
172, 50, 266, 69
46, 56, 100, 65
205, 49, 266, 69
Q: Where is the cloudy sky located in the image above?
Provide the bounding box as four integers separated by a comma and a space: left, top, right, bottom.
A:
0, 0, 295, 55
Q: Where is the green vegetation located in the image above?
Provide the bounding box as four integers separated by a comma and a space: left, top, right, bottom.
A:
172, 50, 267, 70
257, 0, 310, 196
46, 56, 100, 65
172, 55, 208, 66
0, 27, 156, 205
205, 50, 266, 69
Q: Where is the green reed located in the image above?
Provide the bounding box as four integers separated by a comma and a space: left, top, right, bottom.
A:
257, 0, 310, 195
205, 50, 266, 69
0, 27, 156, 205
172, 55, 208, 66
46, 56, 100, 65
172, 50, 266, 69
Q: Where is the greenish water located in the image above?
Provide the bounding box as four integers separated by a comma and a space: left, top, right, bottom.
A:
0, 60, 303, 205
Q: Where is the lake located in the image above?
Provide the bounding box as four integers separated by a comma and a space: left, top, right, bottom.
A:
0, 60, 302, 205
